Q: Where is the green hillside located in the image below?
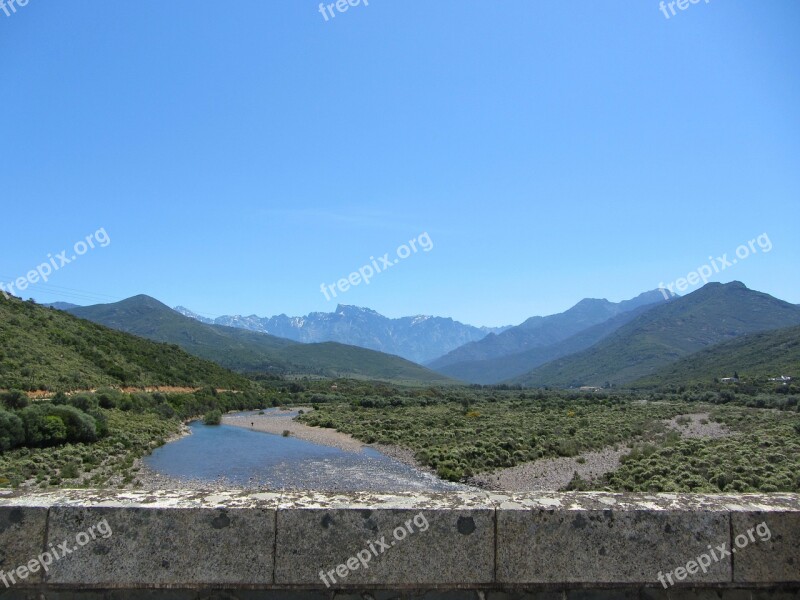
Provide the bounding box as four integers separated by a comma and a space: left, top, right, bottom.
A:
0, 296, 252, 391
512, 282, 800, 388
67, 296, 453, 384
633, 324, 800, 388
434, 302, 662, 383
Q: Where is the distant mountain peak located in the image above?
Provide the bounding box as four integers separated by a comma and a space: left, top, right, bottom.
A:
44, 301, 80, 310
334, 304, 382, 317
573, 298, 611, 308
173, 306, 214, 324
122, 294, 172, 309
172, 303, 506, 364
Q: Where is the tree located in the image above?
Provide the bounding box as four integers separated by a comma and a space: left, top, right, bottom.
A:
0, 409, 25, 451
1, 390, 29, 410
204, 409, 222, 425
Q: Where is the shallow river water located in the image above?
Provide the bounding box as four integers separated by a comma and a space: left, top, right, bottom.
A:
143, 412, 468, 492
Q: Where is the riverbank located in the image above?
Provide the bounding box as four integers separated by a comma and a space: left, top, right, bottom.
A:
134, 409, 468, 492
222, 408, 368, 453
128, 422, 199, 489
222, 408, 460, 486
223, 408, 626, 491
131, 410, 737, 493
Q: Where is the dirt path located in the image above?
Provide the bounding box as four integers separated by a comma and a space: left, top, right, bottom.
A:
17, 386, 241, 400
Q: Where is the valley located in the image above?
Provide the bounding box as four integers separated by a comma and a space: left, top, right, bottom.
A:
1, 280, 798, 494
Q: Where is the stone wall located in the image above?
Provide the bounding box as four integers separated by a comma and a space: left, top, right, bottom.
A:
0, 490, 798, 599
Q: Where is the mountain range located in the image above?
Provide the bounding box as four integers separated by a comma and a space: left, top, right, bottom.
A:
66, 296, 452, 385
427, 289, 673, 383
173, 304, 509, 364
34, 280, 800, 390
511, 282, 800, 387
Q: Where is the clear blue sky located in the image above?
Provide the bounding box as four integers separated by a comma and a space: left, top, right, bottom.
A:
1, 1, 798, 327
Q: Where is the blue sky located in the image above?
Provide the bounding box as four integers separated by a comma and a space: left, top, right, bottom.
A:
1, 1, 798, 327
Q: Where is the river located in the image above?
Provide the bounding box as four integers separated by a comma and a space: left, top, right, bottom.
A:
143, 410, 469, 492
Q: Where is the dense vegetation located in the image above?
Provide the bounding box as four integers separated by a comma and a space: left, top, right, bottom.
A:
0, 390, 103, 451
66, 296, 454, 384
632, 324, 800, 388
0, 295, 253, 391
594, 407, 800, 493
295, 379, 800, 491
2, 374, 798, 492
0, 386, 274, 488
300, 389, 682, 480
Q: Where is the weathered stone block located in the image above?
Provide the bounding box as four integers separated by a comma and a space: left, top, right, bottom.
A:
0, 506, 48, 588
275, 493, 494, 586
732, 511, 800, 584
497, 499, 730, 585
45, 506, 275, 587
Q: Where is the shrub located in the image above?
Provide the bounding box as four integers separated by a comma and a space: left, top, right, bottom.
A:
19, 405, 67, 447
0, 409, 25, 451
96, 388, 121, 409
49, 405, 98, 443
153, 403, 177, 420
1, 390, 29, 410
51, 391, 69, 405
42, 416, 69, 445
87, 409, 110, 438
204, 410, 222, 425
67, 393, 98, 412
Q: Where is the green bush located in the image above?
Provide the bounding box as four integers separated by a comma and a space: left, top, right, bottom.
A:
49, 405, 98, 443
19, 405, 66, 447
1, 390, 29, 410
66, 394, 98, 412
42, 416, 68, 445
18, 404, 98, 446
0, 409, 25, 451
204, 410, 222, 425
